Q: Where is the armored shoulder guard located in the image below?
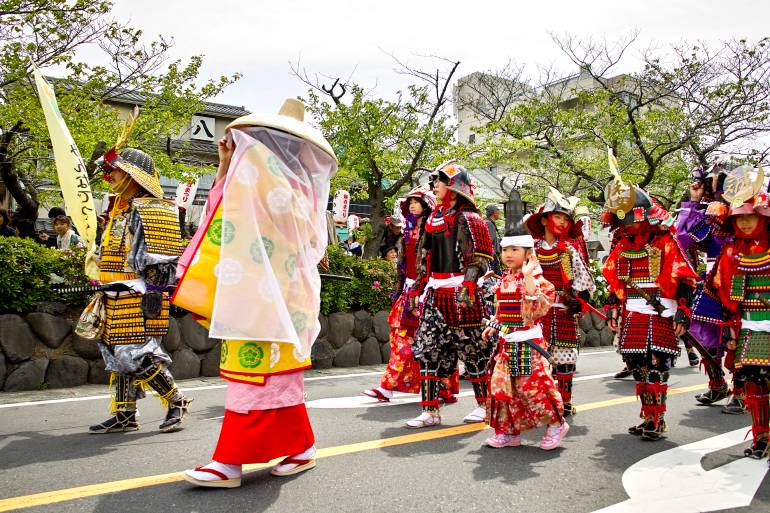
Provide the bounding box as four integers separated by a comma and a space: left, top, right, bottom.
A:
461, 211, 494, 260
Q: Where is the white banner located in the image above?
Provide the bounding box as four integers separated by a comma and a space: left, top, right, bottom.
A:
33, 68, 97, 246
175, 177, 199, 209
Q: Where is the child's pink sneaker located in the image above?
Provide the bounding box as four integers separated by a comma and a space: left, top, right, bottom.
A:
485, 433, 522, 448
539, 422, 570, 450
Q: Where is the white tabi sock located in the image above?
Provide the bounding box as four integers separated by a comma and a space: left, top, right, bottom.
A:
186, 461, 242, 481
273, 445, 317, 473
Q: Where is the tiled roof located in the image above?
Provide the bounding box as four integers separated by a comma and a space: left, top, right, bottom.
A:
169, 139, 218, 155
46, 76, 250, 118
100, 85, 250, 118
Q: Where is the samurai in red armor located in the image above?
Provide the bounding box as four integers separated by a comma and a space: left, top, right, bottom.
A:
526, 187, 595, 416
362, 186, 460, 403
707, 165, 770, 463
602, 178, 698, 441
405, 162, 495, 428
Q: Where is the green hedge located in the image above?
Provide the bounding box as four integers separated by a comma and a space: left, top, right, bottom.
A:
0, 236, 398, 316
588, 259, 609, 309
0, 237, 90, 314
320, 244, 398, 315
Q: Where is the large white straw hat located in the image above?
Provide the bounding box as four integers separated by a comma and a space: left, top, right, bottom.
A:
226, 98, 337, 162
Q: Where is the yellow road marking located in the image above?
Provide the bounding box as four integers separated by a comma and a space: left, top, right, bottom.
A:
0, 383, 707, 512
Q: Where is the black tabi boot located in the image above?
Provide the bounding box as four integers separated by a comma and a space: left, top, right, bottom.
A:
722, 394, 747, 414
614, 366, 632, 379
89, 410, 140, 434
136, 360, 192, 433
695, 384, 730, 405
159, 397, 194, 433
89, 374, 139, 434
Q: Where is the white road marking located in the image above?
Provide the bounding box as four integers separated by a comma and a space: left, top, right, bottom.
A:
0, 371, 382, 409
574, 372, 616, 381
305, 391, 476, 410
0, 364, 621, 411
301, 371, 620, 409
592, 427, 769, 513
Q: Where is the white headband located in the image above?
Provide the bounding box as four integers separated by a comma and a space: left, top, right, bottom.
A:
501, 235, 534, 248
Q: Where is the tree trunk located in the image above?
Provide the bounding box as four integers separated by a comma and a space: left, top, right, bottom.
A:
363, 185, 386, 258
0, 122, 39, 220
178, 207, 187, 237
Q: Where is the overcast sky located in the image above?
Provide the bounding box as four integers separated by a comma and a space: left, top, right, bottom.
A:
102, 0, 770, 115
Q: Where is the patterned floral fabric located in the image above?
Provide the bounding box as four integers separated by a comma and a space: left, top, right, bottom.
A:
486, 354, 563, 434
485, 268, 562, 434
380, 295, 421, 393
552, 346, 578, 365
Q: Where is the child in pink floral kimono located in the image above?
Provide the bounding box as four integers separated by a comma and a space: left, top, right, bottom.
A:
482, 228, 569, 450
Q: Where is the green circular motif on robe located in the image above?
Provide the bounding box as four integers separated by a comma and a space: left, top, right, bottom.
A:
291, 311, 307, 334
250, 237, 275, 264
220, 341, 228, 364
237, 342, 264, 369
207, 219, 235, 246
266, 155, 285, 177
285, 254, 297, 278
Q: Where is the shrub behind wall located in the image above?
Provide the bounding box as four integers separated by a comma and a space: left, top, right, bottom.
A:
0, 238, 89, 314
320, 244, 398, 315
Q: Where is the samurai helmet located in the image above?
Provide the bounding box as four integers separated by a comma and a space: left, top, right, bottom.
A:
721, 164, 766, 209
525, 186, 581, 237
429, 161, 475, 205
601, 180, 671, 227
97, 106, 164, 199
400, 184, 436, 217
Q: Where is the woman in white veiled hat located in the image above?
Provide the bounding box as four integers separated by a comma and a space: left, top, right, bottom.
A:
176, 99, 338, 487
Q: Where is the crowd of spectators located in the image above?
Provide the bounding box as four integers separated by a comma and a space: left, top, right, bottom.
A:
0, 206, 87, 251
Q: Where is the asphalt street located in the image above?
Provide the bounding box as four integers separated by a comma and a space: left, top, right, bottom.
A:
0, 348, 768, 513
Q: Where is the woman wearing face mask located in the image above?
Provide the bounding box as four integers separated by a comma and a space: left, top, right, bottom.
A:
601, 179, 698, 442
707, 166, 770, 463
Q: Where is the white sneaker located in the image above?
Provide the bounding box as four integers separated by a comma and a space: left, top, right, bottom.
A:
463, 406, 486, 423
404, 411, 441, 428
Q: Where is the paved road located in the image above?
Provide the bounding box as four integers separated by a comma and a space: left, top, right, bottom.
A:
0, 349, 768, 513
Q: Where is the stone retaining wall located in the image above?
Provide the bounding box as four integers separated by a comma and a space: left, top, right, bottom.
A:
0, 304, 612, 392
0, 303, 393, 392
579, 311, 616, 348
